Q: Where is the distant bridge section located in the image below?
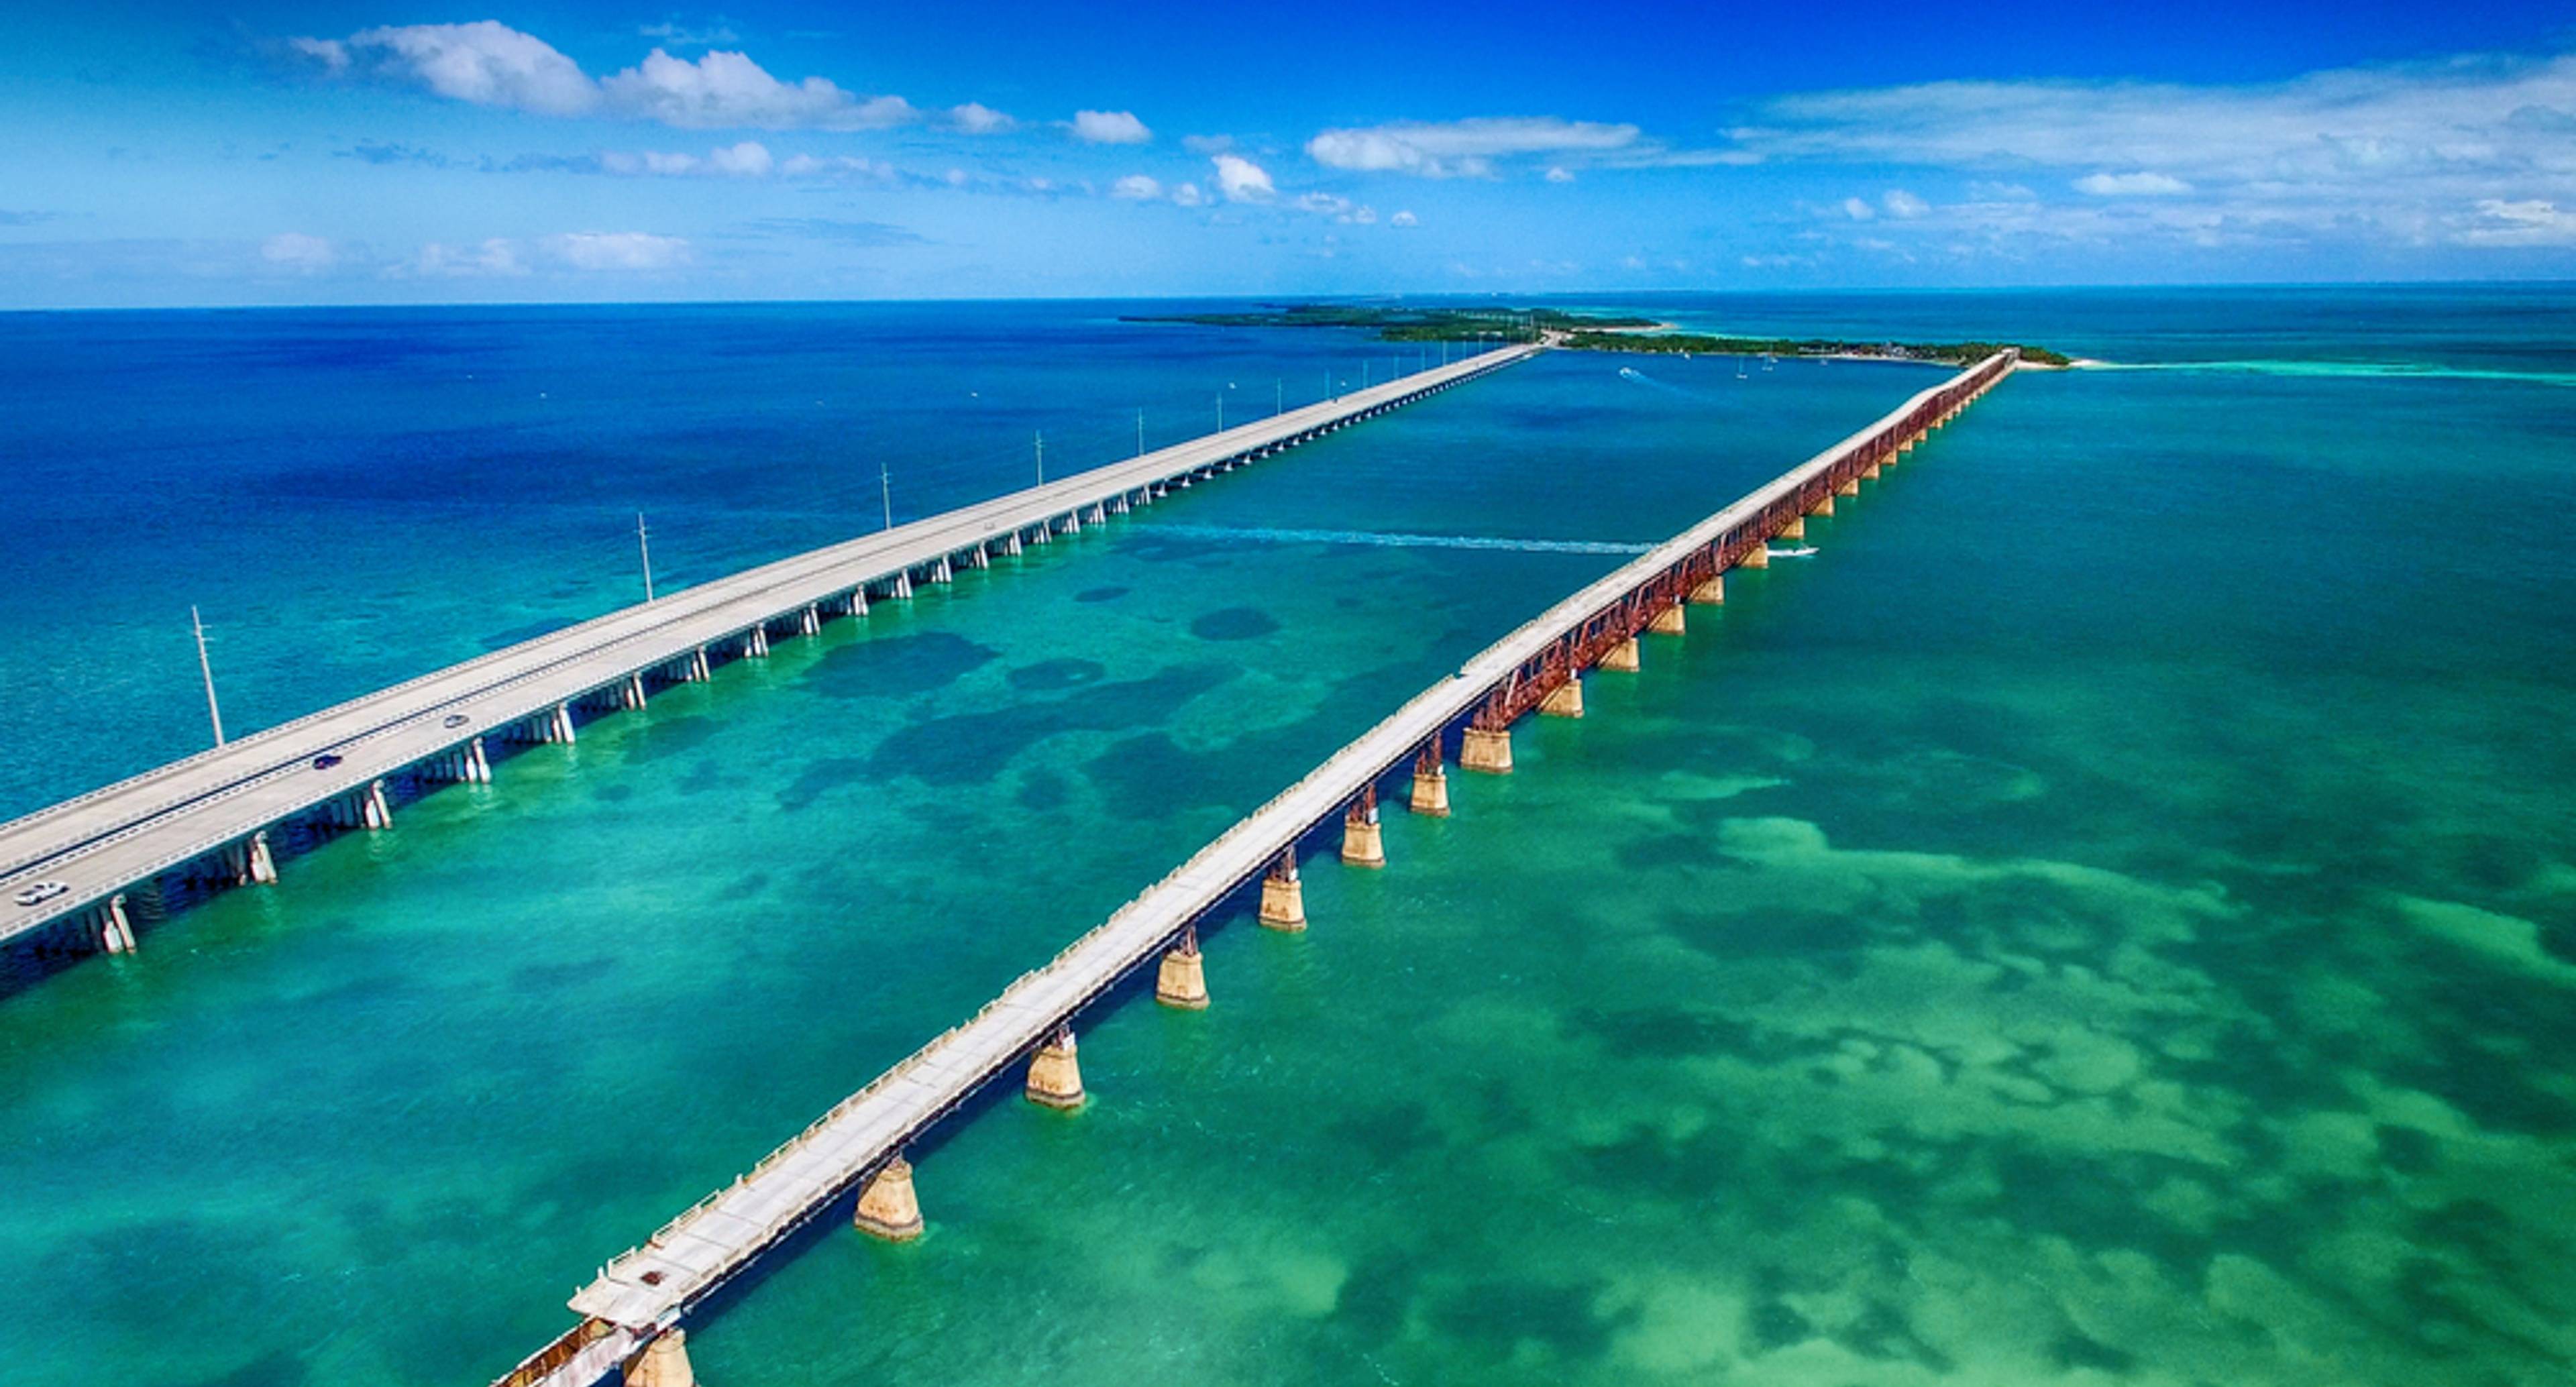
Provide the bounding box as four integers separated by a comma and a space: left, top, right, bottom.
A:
0, 345, 1537, 964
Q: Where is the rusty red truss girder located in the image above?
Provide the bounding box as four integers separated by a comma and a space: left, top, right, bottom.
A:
1462, 353, 2012, 736
1346, 781, 1379, 826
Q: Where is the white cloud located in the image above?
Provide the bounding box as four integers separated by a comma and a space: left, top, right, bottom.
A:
1841, 197, 1875, 220
295, 21, 916, 130
547, 231, 690, 270
1390, 209, 1418, 227
706, 140, 774, 176
1112, 174, 1163, 201
1170, 182, 1208, 207
777, 153, 895, 179
1070, 109, 1152, 144
949, 102, 1014, 133
1305, 116, 1640, 177
398, 237, 529, 278
2461, 197, 2576, 245
333, 21, 597, 115
639, 20, 739, 46
260, 232, 337, 272
2075, 170, 2193, 196
1544, 165, 1574, 183
1883, 189, 1930, 217
602, 50, 911, 128
1213, 154, 1274, 202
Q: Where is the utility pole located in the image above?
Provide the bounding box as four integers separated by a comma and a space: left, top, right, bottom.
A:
1034, 431, 1045, 486
635, 512, 655, 603
191, 605, 225, 748
879, 463, 893, 531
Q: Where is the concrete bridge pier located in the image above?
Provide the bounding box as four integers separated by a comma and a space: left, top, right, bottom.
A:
624, 1329, 696, 1387
1342, 785, 1385, 867
1780, 515, 1806, 539
1084, 503, 1106, 525
853, 1156, 924, 1241
966, 545, 990, 571
1601, 637, 1643, 673
1409, 742, 1451, 816
1689, 574, 1726, 605
362, 779, 394, 830
892, 570, 915, 600
1862, 461, 1882, 480
800, 604, 823, 636
686, 647, 712, 682
240, 831, 280, 886
1812, 494, 1835, 517
1156, 926, 1209, 1009
1649, 602, 1686, 635
1110, 494, 1130, 515
931, 557, 953, 585
623, 673, 649, 710
1001, 532, 1023, 557
1258, 849, 1305, 931
1025, 1026, 1085, 1109
1835, 476, 1860, 497
550, 703, 578, 744
847, 589, 871, 618
1740, 543, 1770, 569
98, 894, 137, 954
1540, 676, 1585, 718
1462, 724, 1513, 775
744, 626, 771, 660
1030, 522, 1051, 547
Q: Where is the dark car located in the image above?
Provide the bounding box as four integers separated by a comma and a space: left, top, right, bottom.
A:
312, 754, 344, 771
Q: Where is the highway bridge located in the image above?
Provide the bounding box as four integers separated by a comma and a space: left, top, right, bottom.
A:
495, 350, 2019, 1387
0, 345, 1538, 964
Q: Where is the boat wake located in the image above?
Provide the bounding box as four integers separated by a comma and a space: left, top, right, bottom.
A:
1152, 524, 1652, 556
2082, 359, 2576, 388
1766, 544, 1819, 558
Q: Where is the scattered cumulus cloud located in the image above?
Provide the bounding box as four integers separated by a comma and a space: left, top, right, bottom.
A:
546, 231, 690, 270
260, 232, 337, 271
1069, 109, 1151, 144
639, 19, 739, 46
2462, 197, 2576, 245
292, 21, 921, 130
1112, 174, 1163, 200
948, 102, 1014, 133
398, 237, 529, 278
1390, 209, 1418, 227
1883, 188, 1930, 217
1841, 197, 1875, 220
1213, 153, 1274, 202
1171, 182, 1208, 207
2075, 170, 2193, 196
1305, 116, 1640, 177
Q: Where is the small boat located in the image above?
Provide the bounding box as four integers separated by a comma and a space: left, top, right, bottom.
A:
1767, 544, 1818, 558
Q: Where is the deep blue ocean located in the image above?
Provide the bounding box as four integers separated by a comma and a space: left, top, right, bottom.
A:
1, 288, 2571, 1387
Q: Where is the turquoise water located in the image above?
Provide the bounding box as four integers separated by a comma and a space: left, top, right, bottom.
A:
4, 290, 2573, 1386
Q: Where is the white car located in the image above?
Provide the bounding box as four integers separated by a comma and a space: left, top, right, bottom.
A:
12, 880, 70, 909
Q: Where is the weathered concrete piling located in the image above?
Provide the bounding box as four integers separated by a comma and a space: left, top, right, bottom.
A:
1259, 850, 1306, 930
1539, 678, 1585, 718
623, 1331, 694, 1387
1461, 725, 1514, 774
1409, 744, 1452, 815
1156, 927, 1209, 1009
853, 1156, 924, 1241
1024, 1028, 1086, 1109
1340, 786, 1386, 867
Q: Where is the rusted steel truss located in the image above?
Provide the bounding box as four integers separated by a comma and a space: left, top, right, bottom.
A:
1468, 359, 1996, 734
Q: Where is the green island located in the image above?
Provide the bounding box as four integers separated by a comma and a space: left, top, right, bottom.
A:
1125, 304, 2072, 368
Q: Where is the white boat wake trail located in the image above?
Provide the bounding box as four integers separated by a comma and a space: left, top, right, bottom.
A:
1150, 524, 1652, 555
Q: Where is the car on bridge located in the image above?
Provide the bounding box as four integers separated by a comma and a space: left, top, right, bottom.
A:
311, 754, 343, 770
443, 714, 470, 728
11, 881, 69, 908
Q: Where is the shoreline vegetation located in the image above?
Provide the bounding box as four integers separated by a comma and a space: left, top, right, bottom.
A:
1124, 304, 2075, 369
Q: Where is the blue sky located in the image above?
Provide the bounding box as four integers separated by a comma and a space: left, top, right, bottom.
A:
6, 1, 2575, 306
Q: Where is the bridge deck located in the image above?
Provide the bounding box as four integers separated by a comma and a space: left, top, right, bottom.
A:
0, 345, 1537, 947
564, 351, 2017, 1336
